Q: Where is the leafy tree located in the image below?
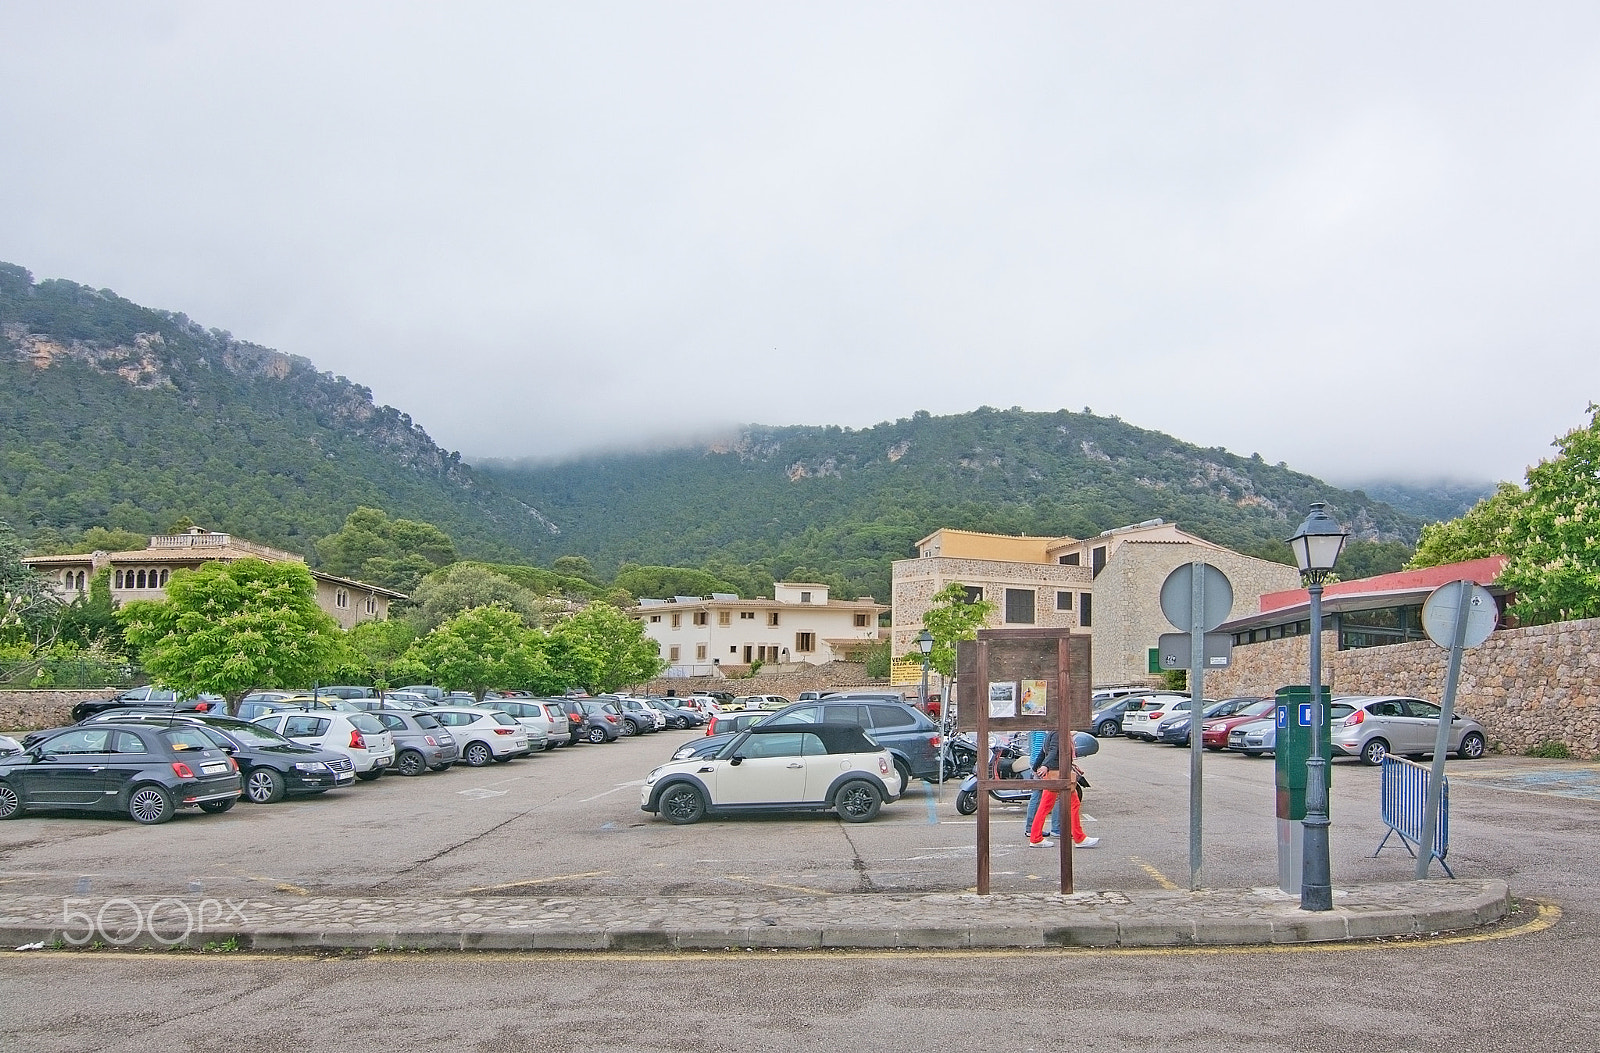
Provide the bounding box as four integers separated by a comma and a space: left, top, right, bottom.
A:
611, 563, 741, 601
861, 637, 892, 678
916, 581, 997, 678
334, 618, 419, 689
314, 507, 458, 592
1407, 483, 1524, 569
1498, 406, 1600, 624
1334, 539, 1414, 579
404, 563, 556, 631
118, 558, 343, 709
55, 568, 124, 651
401, 604, 547, 701
548, 602, 664, 692
550, 555, 597, 582
1, 521, 59, 647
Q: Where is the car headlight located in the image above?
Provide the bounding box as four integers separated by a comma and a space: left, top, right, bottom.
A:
644, 767, 662, 785
672, 747, 695, 759
293, 762, 328, 773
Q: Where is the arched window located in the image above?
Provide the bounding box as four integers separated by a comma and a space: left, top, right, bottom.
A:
137, 570, 147, 589
159, 569, 169, 586
115, 570, 124, 589
335, 589, 349, 609
76, 571, 86, 591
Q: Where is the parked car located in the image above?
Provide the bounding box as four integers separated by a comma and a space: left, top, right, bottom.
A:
704, 710, 770, 738
0, 722, 241, 824
730, 694, 792, 711
428, 707, 531, 765
73, 710, 356, 801
371, 710, 460, 774
1090, 696, 1137, 738
1330, 695, 1488, 765
644, 698, 703, 729
318, 685, 378, 700
682, 699, 941, 789
70, 688, 219, 723
473, 699, 553, 752
235, 696, 357, 721
399, 685, 446, 702
1228, 717, 1277, 757
612, 698, 664, 735
1121, 694, 1196, 741
0, 735, 20, 756
642, 722, 902, 825
538, 698, 586, 746
572, 699, 624, 743
1201, 698, 1279, 750
251, 710, 396, 779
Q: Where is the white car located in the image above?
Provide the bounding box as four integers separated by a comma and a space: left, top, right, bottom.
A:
474, 700, 552, 751
641, 722, 903, 825
613, 697, 665, 735
1121, 694, 1196, 741
730, 694, 792, 711
428, 707, 531, 766
252, 710, 396, 779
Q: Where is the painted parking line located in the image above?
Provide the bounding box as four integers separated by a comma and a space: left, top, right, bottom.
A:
722, 874, 836, 896
462, 871, 611, 894
579, 781, 645, 804
1129, 856, 1180, 890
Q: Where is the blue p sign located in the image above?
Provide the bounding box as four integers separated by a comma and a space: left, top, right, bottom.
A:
1299, 703, 1314, 726
1276, 706, 1288, 729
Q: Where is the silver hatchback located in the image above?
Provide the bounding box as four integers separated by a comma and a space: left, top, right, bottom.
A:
1329, 695, 1488, 766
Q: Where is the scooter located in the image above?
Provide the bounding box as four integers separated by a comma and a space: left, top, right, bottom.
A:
939, 728, 979, 780
954, 731, 1098, 815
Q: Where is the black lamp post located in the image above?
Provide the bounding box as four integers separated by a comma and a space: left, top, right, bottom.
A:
1287, 502, 1348, 912
918, 629, 938, 779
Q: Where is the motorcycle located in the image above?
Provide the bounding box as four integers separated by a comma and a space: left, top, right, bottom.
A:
938, 726, 979, 781
954, 731, 1098, 815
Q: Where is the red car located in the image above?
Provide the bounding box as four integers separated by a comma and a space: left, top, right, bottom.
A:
1200, 697, 1277, 750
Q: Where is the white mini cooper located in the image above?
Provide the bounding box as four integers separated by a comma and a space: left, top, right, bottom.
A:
641, 722, 902, 825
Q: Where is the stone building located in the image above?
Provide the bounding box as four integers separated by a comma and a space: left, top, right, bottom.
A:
24, 527, 405, 630
892, 521, 1301, 686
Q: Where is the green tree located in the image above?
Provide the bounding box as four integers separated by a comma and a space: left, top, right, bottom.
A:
1, 521, 60, 648
611, 564, 740, 601
335, 617, 419, 689
550, 555, 597, 582
1498, 405, 1600, 624
549, 603, 665, 692
315, 507, 458, 592
405, 563, 554, 631
55, 568, 124, 652
916, 581, 997, 678
401, 604, 547, 700
1407, 483, 1524, 569
118, 559, 343, 710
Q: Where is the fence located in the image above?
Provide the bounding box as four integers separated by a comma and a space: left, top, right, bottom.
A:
1374, 756, 1453, 878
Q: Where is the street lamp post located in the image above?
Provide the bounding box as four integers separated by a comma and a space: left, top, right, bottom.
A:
918, 630, 938, 781
1287, 502, 1348, 912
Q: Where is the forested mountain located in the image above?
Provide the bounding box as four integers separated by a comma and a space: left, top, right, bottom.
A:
478, 408, 1425, 600
1345, 480, 1497, 523
0, 263, 551, 561
3, 261, 1424, 601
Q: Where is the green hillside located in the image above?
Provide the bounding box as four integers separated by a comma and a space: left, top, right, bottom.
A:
478, 408, 1424, 600
0, 263, 551, 561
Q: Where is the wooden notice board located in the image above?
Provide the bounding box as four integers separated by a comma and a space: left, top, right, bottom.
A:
955, 628, 1091, 894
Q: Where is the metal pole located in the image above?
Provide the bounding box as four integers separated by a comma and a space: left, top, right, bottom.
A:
1416, 579, 1472, 878
1301, 579, 1332, 911
1189, 562, 1205, 890
925, 653, 939, 784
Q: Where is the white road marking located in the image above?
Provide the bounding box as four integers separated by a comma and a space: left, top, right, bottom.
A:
579, 780, 645, 803
457, 788, 509, 799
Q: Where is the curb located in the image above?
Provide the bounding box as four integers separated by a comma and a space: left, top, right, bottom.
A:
0, 880, 1512, 953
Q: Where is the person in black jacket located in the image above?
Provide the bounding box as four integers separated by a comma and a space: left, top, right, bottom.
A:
1027, 731, 1097, 848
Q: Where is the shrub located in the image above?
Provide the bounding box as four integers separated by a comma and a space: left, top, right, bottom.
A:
1525, 740, 1573, 759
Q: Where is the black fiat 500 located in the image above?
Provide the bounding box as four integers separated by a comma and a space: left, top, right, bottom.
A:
0, 723, 241, 825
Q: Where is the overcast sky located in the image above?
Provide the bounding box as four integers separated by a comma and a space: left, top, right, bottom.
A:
4, 3, 1597, 487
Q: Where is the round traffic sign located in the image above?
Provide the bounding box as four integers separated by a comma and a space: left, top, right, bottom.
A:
1160, 562, 1234, 633
1422, 580, 1498, 649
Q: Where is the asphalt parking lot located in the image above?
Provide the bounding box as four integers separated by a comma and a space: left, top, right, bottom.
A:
5, 724, 1579, 902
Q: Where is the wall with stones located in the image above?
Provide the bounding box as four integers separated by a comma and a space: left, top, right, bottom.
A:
0, 689, 117, 733
1203, 617, 1600, 757
891, 556, 1092, 655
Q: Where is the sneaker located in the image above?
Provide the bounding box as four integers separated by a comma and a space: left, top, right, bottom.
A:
1028, 839, 1055, 848
1073, 837, 1100, 849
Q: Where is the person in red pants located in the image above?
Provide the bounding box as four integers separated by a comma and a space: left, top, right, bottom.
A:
1027, 731, 1098, 848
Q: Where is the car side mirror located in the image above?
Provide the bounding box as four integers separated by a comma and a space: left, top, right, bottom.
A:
730, 755, 744, 766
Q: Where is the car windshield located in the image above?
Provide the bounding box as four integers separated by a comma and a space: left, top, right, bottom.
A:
348, 713, 385, 734
413, 713, 440, 729
217, 721, 291, 746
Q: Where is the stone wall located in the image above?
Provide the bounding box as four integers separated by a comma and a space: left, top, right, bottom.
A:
0, 689, 117, 733
642, 661, 912, 701
1204, 617, 1600, 757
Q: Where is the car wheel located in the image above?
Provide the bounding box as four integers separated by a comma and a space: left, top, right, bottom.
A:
464, 741, 493, 767
586, 726, 608, 744
893, 758, 913, 792
128, 785, 175, 825
1457, 731, 1486, 760
1096, 719, 1120, 738
396, 749, 427, 777
955, 788, 977, 816
245, 768, 286, 804
0, 781, 21, 820
199, 797, 236, 814
660, 783, 706, 825
619, 719, 638, 737
1360, 738, 1390, 766
835, 779, 883, 823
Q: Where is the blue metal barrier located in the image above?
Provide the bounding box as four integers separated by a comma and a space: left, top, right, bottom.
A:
1374, 756, 1453, 878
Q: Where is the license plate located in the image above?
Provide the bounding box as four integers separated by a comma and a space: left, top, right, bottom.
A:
201, 762, 228, 775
